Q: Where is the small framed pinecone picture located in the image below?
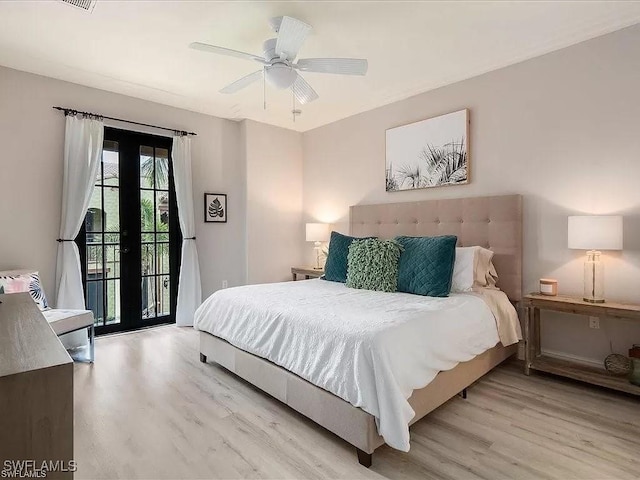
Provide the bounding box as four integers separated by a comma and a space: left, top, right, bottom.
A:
204, 193, 227, 223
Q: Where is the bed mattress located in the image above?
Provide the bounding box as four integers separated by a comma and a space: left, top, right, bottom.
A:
194, 279, 515, 451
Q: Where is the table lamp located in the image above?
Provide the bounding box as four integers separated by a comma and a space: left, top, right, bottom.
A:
306, 223, 330, 270
568, 215, 623, 303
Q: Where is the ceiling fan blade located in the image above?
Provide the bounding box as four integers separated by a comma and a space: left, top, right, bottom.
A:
219, 70, 263, 94
275, 16, 311, 61
291, 73, 319, 104
189, 42, 266, 64
295, 58, 368, 76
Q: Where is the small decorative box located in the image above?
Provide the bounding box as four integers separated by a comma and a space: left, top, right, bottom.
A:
539, 278, 558, 296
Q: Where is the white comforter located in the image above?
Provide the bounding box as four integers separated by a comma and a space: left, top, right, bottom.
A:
194, 279, 507, 452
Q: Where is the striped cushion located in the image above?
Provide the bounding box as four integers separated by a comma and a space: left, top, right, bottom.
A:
0, 270, 49, 310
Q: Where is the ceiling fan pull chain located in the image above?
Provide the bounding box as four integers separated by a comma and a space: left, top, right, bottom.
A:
291, 87, 302, 122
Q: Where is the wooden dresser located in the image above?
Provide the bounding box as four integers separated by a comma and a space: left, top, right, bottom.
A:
0, 293, 74, 479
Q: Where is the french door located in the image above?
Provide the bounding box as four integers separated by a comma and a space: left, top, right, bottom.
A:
77, 128, 181, 335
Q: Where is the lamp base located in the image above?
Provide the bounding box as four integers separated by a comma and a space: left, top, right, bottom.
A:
583, 297, 605, 304
313, 242, 322, 270
583, 250, 605, 304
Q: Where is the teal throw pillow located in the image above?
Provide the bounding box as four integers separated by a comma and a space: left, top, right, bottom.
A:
323, 231, 374, 283
396, 235, 458, 297
346, 239, 403, 293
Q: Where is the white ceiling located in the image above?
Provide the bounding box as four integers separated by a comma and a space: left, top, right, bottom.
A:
1, 1, 639, 132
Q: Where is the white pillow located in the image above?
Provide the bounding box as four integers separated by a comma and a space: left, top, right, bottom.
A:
451, 247, 476, 292
451, 246, 497, 293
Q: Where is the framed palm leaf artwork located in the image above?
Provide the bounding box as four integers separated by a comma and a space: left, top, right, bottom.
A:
385, 109, 469, 191
204, 193, 227, 223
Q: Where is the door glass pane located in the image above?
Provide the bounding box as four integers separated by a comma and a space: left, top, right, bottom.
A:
86, 190, 103, 231
156, 239, 169, 275
86, 209, 102, 233
157, 275, 170, 316
86, 279, 104, 326
142, 276, 156, 319
105, 279, 121, 325
155, 148, 169, 190
104, 235, 120, 279
103, 187, 120, 232
86, 241, 103, 280
140, 190, 155, 232
142, 243, 155, 276
140, 146, 154, 189
156, 191, 169, 231
102, 141, 119, 186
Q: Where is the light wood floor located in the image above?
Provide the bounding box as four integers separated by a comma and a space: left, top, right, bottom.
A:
74, 325, 640, 480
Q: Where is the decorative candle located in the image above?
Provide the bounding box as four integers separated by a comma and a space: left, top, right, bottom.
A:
539, 278, 558, 296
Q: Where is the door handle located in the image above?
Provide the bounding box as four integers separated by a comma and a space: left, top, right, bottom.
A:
121, 246, 131, 254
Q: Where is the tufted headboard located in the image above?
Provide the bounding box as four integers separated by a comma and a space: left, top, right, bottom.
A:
349, 194, 522, 301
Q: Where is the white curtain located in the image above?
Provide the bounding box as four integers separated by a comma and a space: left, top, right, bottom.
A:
172, 135, 201, 326
55, 115, 104, 346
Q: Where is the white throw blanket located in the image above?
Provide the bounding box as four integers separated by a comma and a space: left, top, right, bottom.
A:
194, 279, 517, 451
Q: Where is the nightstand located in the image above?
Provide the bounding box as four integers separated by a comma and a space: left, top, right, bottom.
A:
291, 266, 324, 281
522, 293, 640, 396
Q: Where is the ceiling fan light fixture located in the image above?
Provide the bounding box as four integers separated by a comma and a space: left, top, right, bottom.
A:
265, 64, 297, 89
190, 15, 368, 111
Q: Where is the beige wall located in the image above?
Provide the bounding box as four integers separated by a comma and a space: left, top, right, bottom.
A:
0, 66, 247, 302
302, 25, 640, 365
243, 120, 304, 284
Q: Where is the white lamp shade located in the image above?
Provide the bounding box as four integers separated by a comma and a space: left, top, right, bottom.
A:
305, 223, 330, 242
568, 215, 623, 250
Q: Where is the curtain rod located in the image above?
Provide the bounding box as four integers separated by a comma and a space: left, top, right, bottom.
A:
52, 106, 197, 136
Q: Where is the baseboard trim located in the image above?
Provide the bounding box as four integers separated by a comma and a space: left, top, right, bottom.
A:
540, 349, 604, 369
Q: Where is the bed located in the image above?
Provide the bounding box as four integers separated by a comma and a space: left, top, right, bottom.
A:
196, 194, 522, 467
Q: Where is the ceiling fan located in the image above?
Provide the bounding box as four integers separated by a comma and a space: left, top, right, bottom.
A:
190, 16, 368, 106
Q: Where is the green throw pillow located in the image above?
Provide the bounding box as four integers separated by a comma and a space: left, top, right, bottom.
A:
323, 231, 375, 283
396, 235, 458, 297
346, 238, 403, 292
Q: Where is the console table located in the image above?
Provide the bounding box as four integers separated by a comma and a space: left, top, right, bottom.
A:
0, 293, 74, 478
523, 293, 640, 396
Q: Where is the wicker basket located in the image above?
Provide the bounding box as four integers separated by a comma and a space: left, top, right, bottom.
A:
604, 354, 632, 376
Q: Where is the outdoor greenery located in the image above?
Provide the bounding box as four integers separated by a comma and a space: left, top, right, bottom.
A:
140, 155, 169, 190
